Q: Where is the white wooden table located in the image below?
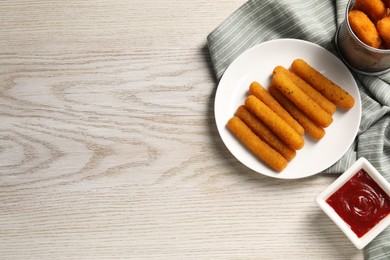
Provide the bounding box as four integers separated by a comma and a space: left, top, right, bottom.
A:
0, 1, 363, 259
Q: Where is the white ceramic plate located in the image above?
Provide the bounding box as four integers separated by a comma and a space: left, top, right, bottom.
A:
214, 39, 361, 179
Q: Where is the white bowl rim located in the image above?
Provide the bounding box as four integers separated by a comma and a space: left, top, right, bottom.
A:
315, 157, 390, 249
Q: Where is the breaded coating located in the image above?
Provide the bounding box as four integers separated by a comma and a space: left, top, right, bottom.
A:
355, 0, 386, 22
377, 16, 390, 48
348, 10, 382, 48
245, 95, 304, 150
291, 59, 355, 110
249, 81, 304, 135
227, 116, 288, 172
272, 71, 333, 128
269, 86, 326, 141
273, 66, 336, 115
236, 105, 296, 161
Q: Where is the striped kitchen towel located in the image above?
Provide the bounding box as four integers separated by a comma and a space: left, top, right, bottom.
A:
207, 0, 390, 258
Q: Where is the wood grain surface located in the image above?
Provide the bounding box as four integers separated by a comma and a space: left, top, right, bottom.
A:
0, 1, 363, 259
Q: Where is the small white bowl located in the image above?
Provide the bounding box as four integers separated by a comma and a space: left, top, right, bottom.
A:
315, 157, 390, 249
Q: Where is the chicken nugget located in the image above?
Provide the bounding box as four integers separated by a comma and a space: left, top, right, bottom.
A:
355, 0, 386, 22
348, 10, 382, 48
377, 16, 390, 48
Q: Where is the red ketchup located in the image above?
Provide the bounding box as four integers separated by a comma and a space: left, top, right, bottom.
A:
326, 169, 390, 238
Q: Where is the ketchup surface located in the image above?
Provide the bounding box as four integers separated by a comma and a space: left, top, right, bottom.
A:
326, 169, 390, 238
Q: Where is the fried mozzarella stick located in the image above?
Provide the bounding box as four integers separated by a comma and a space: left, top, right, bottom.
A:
272, 71, 333, 128
249, 81, 304, 135
245, 95, 304, 150
236, 105, 296, 161
227, 116, 288, 172
291, 59, 355, 110
273, 66, 336, 115
269, 85, 326, 141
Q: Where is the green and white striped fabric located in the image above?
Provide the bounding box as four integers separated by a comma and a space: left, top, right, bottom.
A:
207, 0, 390, 258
